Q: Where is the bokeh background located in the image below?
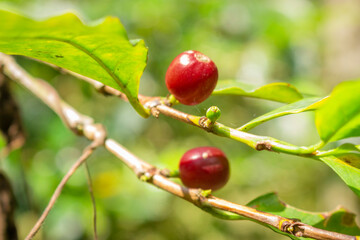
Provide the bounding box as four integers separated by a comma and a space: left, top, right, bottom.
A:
1, 0, 360, 239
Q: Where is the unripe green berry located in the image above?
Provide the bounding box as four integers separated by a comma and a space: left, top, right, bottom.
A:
206, 106, 221, 122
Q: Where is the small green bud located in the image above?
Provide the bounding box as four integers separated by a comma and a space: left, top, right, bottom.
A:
139, 172, 152, 182
168, 94, 179, 106
200, 189, 212, 197
160, 169, 180, 178
206, 106, 221, 122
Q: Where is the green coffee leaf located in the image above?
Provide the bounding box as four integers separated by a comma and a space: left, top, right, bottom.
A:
315, 80, 360, 143
248, 192, 360, 239
0, 10, 149, 117
318, 143, 360, 158
213, 81, 303, 103
238, 97, 324, 131
206, 192, 360, 239
337, 154, 360, 169
320, 156, 360, 197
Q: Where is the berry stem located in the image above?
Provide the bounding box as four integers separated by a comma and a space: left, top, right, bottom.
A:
161, 169, 180, 178
212, 123, 325, 155
167, 94, 179, 106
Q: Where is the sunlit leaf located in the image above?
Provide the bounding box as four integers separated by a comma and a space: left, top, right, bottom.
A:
238, 97, 325, 131
320, 156, 360, 197
206, 192, 360, 239
213, 81, 303, 103
318, 143, 360, 158
0, 10, 149, 117
315, 80, 360, 142
248, 192, 360, 238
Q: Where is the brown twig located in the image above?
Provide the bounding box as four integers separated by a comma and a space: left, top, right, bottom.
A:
60, 69, 201, 126
84, 161, 98, 240
105, 139, 356, 240
0, 54, 357, 240
25, 142, 100, 240
36, 59, 330, 156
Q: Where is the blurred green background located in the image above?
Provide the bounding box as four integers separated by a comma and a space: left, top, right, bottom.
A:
1, 0, 360, 239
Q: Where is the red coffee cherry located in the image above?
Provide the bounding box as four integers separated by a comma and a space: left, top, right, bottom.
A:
165, 50, 218, 105
179, 147, 229, 191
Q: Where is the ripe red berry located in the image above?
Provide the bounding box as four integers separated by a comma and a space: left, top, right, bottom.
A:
165, 50, 218, 105
179, 147, 229, 191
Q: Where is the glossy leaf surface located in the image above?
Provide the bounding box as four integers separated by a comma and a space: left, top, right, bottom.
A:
213, 81, 303, 103
247, 193, 360, 239
238, 97, 324, 131
315, 80, 360, 142
0, 10, 149, 117
320, 156, 360, 197
206, 192, 360, 239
